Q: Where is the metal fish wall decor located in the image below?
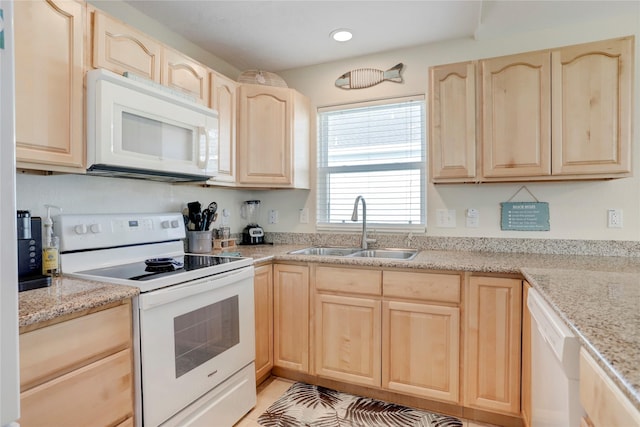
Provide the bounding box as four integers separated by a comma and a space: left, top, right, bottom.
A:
335, 63, 404, 90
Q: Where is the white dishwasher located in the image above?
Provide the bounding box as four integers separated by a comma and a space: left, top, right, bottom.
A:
528, 289, 585, 427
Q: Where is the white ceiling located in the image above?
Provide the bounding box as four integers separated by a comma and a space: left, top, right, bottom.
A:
123, 1, 637, 73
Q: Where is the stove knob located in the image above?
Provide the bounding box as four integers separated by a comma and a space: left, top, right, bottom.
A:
90, 224, 102, 234
171, 220, 180, 228
161, 220, 171, 229
74, 224, 88, 235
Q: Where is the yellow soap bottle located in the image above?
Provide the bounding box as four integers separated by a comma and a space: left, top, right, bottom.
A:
42, 205, 61, 276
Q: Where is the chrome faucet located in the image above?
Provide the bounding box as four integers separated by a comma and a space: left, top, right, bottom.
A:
351, 195, 376, 250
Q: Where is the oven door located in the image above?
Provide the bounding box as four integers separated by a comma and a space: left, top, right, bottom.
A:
137, 266, 255, 427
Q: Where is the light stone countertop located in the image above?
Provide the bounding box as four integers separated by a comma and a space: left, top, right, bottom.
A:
19, 277, 139, 328
232, 243, 640, 410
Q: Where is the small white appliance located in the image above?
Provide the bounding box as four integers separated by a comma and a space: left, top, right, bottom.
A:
56, 213, 256, 427
528, 288, 585, 427
86, 68, 219, 182
0, 1, 21, 425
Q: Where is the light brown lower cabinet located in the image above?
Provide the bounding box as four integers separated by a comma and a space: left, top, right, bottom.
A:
579, 347, 640, 427
254, 264, 274, 385
19, 302, 134, 427
273, 263, 310, 372
315, 293, 382, 387
464, 276, 522, 415
382, 270, 461, 404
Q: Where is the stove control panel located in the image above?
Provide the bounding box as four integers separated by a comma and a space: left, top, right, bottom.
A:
54, 213, 186, 252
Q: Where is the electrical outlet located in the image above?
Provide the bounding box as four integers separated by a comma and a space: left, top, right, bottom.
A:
607, 209, 623, 228
268, 209, 279, 224
436, 209, 456, 228
466, 208, 479, 228
299, 208, 309, 224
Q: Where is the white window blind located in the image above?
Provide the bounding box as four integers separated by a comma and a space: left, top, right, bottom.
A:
317, 96, 425, 231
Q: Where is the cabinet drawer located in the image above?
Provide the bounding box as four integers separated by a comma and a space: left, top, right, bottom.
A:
383, 271, 460, 303
20, 303, 132, 390
316, 266, 382, 295
20, 348, 134, 427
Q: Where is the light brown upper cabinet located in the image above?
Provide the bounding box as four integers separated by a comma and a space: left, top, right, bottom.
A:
481, 51, 552, 178
92, 11, 162, 82
237, 84, 311, 188
430, 36, 633, 183
551, 38, 632, 176
430, 61, 477, 181
161, 47, 209, 105
207, 72, 237, 184
15, 0, 85, 172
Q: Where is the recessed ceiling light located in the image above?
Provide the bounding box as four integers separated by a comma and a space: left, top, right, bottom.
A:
331, 29, 353, 42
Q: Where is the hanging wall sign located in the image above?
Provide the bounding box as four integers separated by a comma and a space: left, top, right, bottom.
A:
500, 186, 550, 231
500, 202, 550, 231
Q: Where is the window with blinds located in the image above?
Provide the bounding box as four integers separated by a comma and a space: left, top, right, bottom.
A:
317, 96, 425, 231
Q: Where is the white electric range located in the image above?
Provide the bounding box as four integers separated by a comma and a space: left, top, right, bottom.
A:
55, 213, 256, 427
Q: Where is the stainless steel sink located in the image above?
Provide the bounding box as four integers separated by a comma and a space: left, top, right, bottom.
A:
347, 248, 419, 260
288, 247, 362, 256
289, 246, 419, 260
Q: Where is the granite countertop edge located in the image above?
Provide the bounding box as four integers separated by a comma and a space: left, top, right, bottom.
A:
19, 278, 140, 328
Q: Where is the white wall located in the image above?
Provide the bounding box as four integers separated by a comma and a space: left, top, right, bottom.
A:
277, 8, 640, 241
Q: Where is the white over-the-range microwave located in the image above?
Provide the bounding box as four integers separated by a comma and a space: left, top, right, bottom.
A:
86, 68, 219, 182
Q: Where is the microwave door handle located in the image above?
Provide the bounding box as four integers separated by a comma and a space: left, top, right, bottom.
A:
197, 126, 210, 170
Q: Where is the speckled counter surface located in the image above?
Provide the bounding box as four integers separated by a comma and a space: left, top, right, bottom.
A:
231, 243, 640, 409
19, 277, 139, 328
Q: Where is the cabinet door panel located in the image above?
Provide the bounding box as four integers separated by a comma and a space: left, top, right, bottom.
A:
254, 265, 273, 384
273, 264, 309, 372
208, 73, 237, 183
464, 276, 522, 415
552, 37, 632, 175
15, 0, 84, 170
20, 349, 133, 427
238, 85, 292, 185
430, 61, 477, 180
162, 48, 209, 105
93, 11, 162, 81
315, 294, 381, 387
382, 301, 459, 403
482, 52, 551, 177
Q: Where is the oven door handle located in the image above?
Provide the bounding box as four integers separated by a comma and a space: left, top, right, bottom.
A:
139, 266, 254, 310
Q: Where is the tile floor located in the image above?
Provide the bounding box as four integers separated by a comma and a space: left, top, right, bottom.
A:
235, 377, 498, 427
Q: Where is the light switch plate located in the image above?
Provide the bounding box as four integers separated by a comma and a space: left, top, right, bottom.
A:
436, 209, 456, 228
299, 208, 309, 224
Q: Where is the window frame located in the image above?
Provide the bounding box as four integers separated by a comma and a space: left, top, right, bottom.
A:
316, 95, 427, 233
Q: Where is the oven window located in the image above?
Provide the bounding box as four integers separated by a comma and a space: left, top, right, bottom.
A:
173, 295, 239, 378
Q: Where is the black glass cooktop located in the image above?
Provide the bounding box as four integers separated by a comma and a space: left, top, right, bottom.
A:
77, 255, 244, 282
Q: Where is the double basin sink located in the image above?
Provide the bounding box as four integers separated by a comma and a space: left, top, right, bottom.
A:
288, 246, 419, 260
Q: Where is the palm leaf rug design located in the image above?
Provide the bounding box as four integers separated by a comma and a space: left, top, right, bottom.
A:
257, 382, 463, 427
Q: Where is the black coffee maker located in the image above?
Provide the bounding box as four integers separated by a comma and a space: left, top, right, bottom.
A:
17, 210, 51, 292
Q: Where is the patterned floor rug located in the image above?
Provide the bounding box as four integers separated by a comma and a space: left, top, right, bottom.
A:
257, 382, 463, 427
